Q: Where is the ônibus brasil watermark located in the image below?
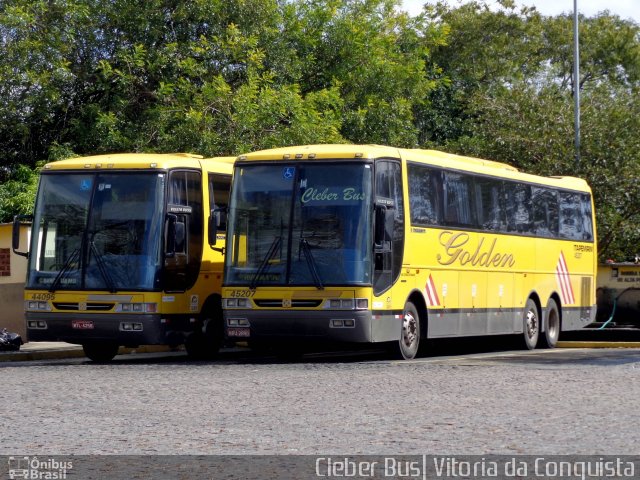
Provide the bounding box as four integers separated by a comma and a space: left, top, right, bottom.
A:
7, 457, 72, 480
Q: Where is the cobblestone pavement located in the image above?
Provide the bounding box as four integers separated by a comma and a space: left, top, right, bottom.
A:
1, 347, 639, 455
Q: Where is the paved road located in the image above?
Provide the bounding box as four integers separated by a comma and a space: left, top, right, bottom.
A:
1, 345, 639, 455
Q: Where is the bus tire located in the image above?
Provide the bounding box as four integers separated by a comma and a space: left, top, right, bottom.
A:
186, 313, 223, 360
539, 298, 560, 349
522, 298, 539, 350
185, 332, 208, 360
393, 301, 420, 360
83, 343, 119, 362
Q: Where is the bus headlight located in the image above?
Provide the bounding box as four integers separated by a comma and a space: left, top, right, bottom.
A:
227, 318, 250, 327
223, 298, 251, 309
120, 322, 144, 331
116, 303, 157, 313
25, 301, 51, 311
28, 320, 48, 329
325, 298, 368, 310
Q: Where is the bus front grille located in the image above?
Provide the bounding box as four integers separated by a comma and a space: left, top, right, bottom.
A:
53, 302, 115, 311
254, 299, 323, 308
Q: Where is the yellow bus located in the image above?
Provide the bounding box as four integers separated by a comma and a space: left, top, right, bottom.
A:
12, 153, 233, 361
222, 144, 597, 359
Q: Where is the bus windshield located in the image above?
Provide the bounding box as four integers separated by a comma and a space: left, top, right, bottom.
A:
225, 163, 373, 287
27, 172, 165, 291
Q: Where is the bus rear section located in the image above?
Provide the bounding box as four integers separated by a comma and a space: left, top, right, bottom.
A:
13, 153, 233, 361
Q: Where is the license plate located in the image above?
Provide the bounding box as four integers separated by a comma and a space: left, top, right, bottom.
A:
227, 327, 250, 338
72, 320, 94, 330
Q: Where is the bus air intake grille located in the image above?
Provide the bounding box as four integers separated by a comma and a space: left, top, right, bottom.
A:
254, 299, 323, 308
53, 302, 115, 311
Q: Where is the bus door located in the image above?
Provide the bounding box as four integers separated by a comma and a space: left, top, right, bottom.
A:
373, 160, 405, 302
164, 170, 203, 292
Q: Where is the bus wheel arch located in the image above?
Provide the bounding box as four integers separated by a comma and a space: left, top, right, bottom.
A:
391, 291, 427, 360
201, 294, 223, 337
522, 293, 542, 350
185, 294, 223, 360
539, 294, 561, 349
407, 290, 428, 340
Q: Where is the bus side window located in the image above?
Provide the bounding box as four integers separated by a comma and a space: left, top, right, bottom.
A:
580, 193, 594, 241
559, 191, 593, 241
208, 174, 231, 231
532, 187, 559, 237
505, 182, 533, 234
443, 171, 476, 227
475, 176, 505, 231
408, 163, 442, 226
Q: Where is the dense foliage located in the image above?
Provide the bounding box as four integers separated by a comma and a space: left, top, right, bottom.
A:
1, 0, 638, 260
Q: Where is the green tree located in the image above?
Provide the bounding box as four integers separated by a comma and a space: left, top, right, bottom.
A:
287, 0, 447, 146
0, 164, 40, 222
422, 1, 640, 260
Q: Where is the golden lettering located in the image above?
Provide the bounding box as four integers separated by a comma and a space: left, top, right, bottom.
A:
437, 231, 515, 268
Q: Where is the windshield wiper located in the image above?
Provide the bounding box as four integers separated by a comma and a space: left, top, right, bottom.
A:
89, 241, 117, 293
299, 238, 324, 290
48, 248, 81, 292
249, 236, 282, 290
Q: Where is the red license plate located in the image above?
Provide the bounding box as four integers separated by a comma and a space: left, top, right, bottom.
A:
227, 327, 250, 338
72, 320, 94, 330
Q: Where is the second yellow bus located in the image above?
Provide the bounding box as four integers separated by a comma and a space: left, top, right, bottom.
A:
222, 145, 597, 359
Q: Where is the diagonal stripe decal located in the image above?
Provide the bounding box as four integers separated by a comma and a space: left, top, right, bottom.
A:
424, 274, 441, 307
556, 251, 575, 305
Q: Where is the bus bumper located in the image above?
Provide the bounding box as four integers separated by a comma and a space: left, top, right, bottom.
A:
25, 312, 184, 347
223, 309, 380, 343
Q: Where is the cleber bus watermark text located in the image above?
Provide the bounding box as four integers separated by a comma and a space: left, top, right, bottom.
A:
314, 456, 636, 479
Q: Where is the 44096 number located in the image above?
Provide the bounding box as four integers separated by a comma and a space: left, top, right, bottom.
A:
30, 293, 55, 301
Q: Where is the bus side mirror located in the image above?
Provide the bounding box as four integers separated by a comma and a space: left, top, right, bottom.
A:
12, 214, 32, 257
374, 203, 394, 252
209, 207, 227, 252
208, 210, 218, 246
165, 214, 186, 257
374, 205, 386, 249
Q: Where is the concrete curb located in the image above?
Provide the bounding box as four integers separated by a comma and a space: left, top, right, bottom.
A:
3, 341, 640, 363
0, 344, 177, 363
557, 341, 640, 349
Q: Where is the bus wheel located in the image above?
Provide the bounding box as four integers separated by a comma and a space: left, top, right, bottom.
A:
394, 301, 420, 360
522, 298, 539, 350
83, 343, 119, 362
186, 315, 222, 360
539, 298, 560, 349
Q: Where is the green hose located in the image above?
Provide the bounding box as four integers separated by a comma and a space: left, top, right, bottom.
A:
597, 287, 640, 329
598, 298, 616, 330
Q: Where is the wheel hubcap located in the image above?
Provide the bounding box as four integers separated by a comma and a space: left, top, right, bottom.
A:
402, 312, 418, 347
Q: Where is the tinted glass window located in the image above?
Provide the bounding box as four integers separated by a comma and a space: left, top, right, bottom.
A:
505, 183, 533, 234
532, 187, 559, 237
444, 172, 476, 227
374, 160, 405, 295
408, 164, 442, 226
475, 177, 505, 231
208, 174, 231, 232
559, 191, 593, 241
166, 170, 203, 290
407, 162, 593, 243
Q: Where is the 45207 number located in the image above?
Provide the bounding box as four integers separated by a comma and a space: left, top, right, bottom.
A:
228, 290, 255, 298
